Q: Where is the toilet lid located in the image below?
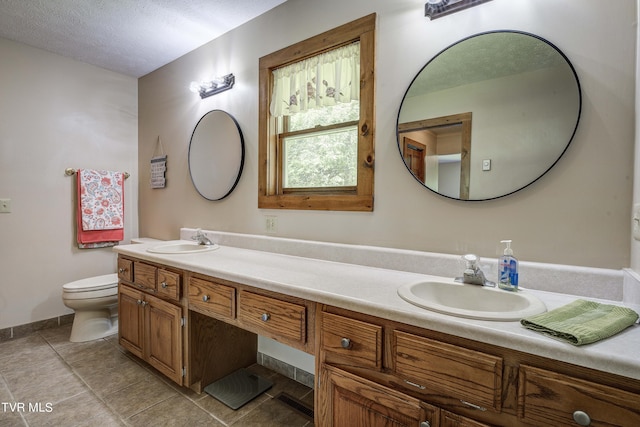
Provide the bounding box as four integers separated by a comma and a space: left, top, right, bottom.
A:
63, 273, 118, 292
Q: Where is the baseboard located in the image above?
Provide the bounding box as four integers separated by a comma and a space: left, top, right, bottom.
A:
257, 351, 315, 389
0, 314, 74, 342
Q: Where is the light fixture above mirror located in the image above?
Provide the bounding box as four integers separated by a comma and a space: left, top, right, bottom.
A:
189, 73, 235, 99
425, 0, 493, 20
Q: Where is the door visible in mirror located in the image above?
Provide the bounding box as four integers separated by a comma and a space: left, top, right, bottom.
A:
396, 31, 581, 201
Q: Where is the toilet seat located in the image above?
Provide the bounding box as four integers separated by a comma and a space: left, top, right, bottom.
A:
63, 273, 118, 293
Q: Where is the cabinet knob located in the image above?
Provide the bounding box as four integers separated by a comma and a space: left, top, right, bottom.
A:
202, 295, 210, 302
340, 338, 351, 349
119, 268, 126, 273
573, 411, 591, 426
420, 422, 431, 427
141, 301, 148, 307
261, 313, 270, 322
161, 282, 167, 288
136, 299, 142, 305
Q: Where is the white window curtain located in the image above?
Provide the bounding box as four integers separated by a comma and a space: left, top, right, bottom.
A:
270, 42, 360, 117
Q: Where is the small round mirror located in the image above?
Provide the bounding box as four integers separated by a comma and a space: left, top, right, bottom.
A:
397, 31, 581, 201
188, 110, 244, 200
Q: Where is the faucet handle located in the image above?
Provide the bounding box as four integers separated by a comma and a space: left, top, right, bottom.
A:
461, 254, 479, 270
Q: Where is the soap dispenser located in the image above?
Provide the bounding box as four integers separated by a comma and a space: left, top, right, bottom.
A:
498, 240, 518, 291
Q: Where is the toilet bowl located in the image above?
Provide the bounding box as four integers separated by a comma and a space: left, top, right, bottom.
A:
62, 273, 118, 342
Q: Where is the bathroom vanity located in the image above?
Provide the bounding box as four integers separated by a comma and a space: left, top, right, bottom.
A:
114, 234, 640, 426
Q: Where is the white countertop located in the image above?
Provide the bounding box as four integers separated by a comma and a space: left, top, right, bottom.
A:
114, 240, 640, 380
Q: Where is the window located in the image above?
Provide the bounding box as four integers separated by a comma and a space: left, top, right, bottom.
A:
258, 14, 376, 211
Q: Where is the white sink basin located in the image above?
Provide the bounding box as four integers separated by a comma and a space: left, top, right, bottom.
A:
147, 242, 219, 254
397, 280, 546, 321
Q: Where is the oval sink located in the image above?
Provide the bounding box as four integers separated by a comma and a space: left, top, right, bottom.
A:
397, 281, 546, 321
147, 242, 219, 254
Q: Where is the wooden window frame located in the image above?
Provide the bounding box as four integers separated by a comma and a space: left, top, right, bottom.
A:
258, 14, 376, 211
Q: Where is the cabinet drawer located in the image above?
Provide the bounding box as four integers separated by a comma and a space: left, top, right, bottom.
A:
320, 312, 382, 370
117, 258, 133, 282
518, 365, 640, 426
133, 261, 157, 292
238, 291, 306, 344
441, 410, 492, 427
157, 269, 181, 301
394, 331, 503, 413
188, 277, 235, 320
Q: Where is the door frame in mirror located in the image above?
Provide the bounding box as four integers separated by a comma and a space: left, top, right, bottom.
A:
396, 30, 582, 201
399, 112, 472, 199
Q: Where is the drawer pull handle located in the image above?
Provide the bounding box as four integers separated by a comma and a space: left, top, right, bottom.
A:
202, 295, 210, 302
161, 282, 167, 288
404, 380, 426, 390
573, 411, 591, 426
136, 299, 143, 305
420, 422, 431, 427
460, 400, 486, 412
261, 313, 270, 322
340, 338, 351, 349
118, 268, 126, 273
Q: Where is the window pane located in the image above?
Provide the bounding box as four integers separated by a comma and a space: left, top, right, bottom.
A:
283, 126, 358, 188
288, 101, 359, 132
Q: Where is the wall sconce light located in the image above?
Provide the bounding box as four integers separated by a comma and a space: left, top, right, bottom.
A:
189, 73, 235, 99
425, 0, 493, 20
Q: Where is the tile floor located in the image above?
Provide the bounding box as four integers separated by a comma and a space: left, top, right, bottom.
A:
0, 324, 314, 426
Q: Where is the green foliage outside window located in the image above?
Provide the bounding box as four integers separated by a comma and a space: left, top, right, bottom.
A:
284, 102, 359, 188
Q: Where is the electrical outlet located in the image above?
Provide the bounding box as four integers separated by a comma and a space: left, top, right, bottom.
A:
265, 216, 278, 234
0, 199, 11, 213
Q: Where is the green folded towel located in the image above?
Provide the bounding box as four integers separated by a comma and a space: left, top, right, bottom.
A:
521, 299, 639, 346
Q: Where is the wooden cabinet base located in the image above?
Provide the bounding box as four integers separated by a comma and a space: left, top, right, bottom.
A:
187, 310, 258, 394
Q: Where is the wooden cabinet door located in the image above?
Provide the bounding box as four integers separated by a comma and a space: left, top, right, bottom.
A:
320, 365, 437, 427
118, 284, 144, 358
146, 293, 183, 386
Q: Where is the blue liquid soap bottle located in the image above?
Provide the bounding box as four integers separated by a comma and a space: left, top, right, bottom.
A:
498, 240, 518, 291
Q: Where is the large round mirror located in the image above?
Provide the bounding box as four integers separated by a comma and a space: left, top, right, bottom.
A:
189, 110, 245, 200
396, 31, 581, 201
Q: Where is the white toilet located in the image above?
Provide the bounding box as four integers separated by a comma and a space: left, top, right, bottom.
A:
62, 273, 119, 342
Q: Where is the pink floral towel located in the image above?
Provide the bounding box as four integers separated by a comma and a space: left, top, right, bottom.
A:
79, 169, 124, 231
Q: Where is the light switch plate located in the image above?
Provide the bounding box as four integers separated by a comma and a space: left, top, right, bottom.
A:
634, 204, 640, 241
0, 199, 10, 213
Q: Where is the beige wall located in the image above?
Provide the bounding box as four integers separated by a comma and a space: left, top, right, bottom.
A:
0, 39, 138, 329
139, 0, 636, 271
632, 1, 640, 272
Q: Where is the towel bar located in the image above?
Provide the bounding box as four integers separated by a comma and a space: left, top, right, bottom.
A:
65, 168, 130, 179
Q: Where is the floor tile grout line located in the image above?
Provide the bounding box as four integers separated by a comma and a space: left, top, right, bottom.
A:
3, 328, 314, 426
0, 371, 29, 426
37, 331, 130, 426
99, 335, 227, 425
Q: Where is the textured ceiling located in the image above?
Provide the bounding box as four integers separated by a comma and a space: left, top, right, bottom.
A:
0, 0, 287, 77
407, 32, 567, 97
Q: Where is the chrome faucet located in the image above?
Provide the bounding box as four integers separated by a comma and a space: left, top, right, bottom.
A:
191, 229, 213, 246
456, 254, 495, 287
